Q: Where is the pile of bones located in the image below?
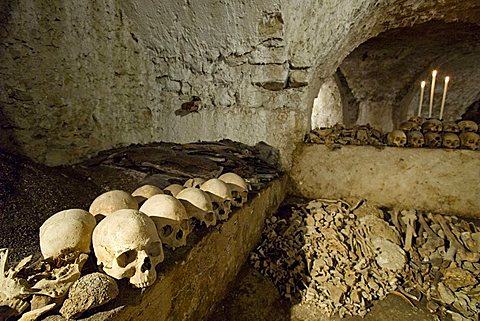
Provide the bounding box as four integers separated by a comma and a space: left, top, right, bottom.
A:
307, 118, 479, 150
0, 173, 250, 320
250, 198, 479, 321
387, 117, 479, 150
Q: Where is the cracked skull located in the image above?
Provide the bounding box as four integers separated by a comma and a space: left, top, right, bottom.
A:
39, 209, 97, 260
140, 194, 191, 249
176, 187, 217, 227
200, 178, 233, 221
92, 209, 164, 288
387, 130, 407, 147
218, 172, 249, 207
424, 131, 442, 148
183, 177, 206, 188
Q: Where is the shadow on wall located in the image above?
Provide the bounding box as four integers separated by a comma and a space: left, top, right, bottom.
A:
310, 69, 360, 130
462, 99, 480, 123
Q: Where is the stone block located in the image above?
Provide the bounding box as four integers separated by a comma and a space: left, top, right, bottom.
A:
252, 64, 288, 91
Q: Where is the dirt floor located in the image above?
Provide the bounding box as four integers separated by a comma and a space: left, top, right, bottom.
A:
208, 263, 436, 321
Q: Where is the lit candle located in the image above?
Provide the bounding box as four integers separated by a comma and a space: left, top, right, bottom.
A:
439, 76, 450, 120
428, 70, 437, 118
418, 81, 426, 117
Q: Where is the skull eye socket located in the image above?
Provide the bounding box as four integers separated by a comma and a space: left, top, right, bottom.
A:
176, 230, 184, 240
147, 241, 163, 257
212, 202, 219, 210
117, 249, 137, 268
162, 225, 173, 237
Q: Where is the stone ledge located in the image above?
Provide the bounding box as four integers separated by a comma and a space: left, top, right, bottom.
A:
76, 175, 288, 321
290, 144, 479, 218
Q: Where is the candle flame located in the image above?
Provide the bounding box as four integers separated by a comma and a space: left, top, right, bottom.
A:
421, 81, 426, 88
432, 70, 438, 77
445, 76, 450, 83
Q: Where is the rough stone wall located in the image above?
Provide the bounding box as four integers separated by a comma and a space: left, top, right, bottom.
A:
1, 0, 480, 168
311, 76, 343, 129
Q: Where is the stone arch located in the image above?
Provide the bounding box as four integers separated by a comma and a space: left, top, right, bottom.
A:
286, 0, 480, 133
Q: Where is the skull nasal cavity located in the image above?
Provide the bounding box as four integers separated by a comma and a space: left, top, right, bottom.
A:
141, 257, 152, 273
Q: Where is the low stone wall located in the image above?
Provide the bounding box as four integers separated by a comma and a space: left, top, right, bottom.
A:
290, 144, 480, 217
84, 176, 287, 321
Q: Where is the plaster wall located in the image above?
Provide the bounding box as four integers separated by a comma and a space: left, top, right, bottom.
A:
311, 76, 343, 129
290, 145, 480, 218
1, 0, 480, 168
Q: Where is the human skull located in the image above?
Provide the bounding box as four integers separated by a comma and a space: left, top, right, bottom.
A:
387, 130, 407, 147
459, 132, 480, 150
176, 187, 216, 227
139, 194, 191, 249
442, 133, 460, 149
457, 120, 479, 133
424, 131, 442, 148
132, 185, 164, 205
183, 177, 206, 188
422, 119, 443, 132
218, 172, 249, 207
406, 131, 424, 148
40, 209, 97, 259
89, 190, 138, 217
92, 209, 163, 288
163, 184, 184, 197
408, 116, 423, 125
200, 178, 233, 221
441, 121, 460, 133
399, 121, 421, 132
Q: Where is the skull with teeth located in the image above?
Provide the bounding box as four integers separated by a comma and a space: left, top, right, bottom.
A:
457, 120, 479, 133
406, 131, 425, 148
163, 184, 184, 197
218, 172, 249, 207
200, 178, 233, 221
441, 121, 460, 133
89, 190, 138, 217
176, 187, 217, 227
140, 194, 191, 249
131, 185, 164, 205
459, 132, 480, 150
422, 119, 443, 132
442, 133, 460, 149
387, 130, 407, 147
183, 177, 206, 188
424, 131, 442, 148
92, 209, 164, 288
39, 209, 97, 260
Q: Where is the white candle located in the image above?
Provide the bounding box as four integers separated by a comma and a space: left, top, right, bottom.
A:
439, 76, 450, 120
418, 81, 426, 117
428, 70, 437, 118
